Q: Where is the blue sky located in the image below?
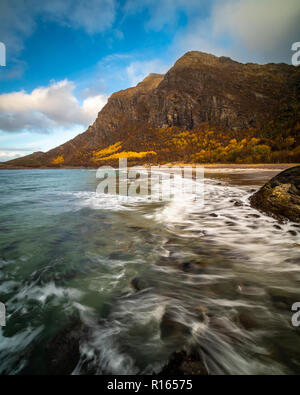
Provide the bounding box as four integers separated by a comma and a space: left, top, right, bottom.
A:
0, 0, 299, 161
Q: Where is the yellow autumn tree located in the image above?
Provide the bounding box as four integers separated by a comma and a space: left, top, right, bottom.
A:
93, 142, 122, 161
52, 155, 64, 165
99, 151, 157, 161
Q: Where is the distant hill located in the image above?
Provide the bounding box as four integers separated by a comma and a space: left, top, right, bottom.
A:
2, 51, 300, 168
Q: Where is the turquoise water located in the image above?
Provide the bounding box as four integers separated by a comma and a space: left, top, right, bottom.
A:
0, 169, 300, 374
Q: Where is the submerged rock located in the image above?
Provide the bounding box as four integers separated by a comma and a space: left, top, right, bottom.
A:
288, 230, 298, 236
158, 351, 208, 375
160, 308, 191, 341
45, 321, 86, 375
131, 277, 150, 291
230, 199, 243, 207
237, 313, 259, 331
249, 166, 300, 223
268, 286, 300, 311
181, 261, 204, 274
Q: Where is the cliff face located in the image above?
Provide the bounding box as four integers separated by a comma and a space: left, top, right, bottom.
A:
91, 73, 165, 141
151, 52, 290, 130
3, 51, 300, 167
91, 51, 299, 137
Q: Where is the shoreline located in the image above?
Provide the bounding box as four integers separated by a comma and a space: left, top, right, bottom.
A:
0, 163, 298, 170
148, 163, 299, 170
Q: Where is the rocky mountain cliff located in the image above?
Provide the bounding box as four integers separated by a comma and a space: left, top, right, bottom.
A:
3, 51, 300, 167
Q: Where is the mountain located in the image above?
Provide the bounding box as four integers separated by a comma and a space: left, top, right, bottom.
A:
2, 51, 300, 168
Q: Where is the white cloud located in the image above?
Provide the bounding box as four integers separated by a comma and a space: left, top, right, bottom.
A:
173, 20, 230, 60
81, 94, 108, 120
0, 151, 24, 162
1, 0, 298, 69
41, 0, 117, 35
212, 0, 300, 63
126, 59, 169, 86
0, 80, 107, 133
124, 0, 204, 31
0, 0, 117, 58
125, 0, 300, 64
0, 0, 36, 56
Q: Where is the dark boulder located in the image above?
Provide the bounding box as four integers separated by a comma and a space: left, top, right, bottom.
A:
249, 166, 300, 223
131, 277, 150, 291
160, 309, 190, 341
45, 321, 86, 375
158, 351, 208, 375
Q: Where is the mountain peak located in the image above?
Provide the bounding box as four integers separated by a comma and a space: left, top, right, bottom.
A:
174, 51, 238, 68
109, 72, 164, 100
136, 73, 164, 88
2, 51, 299, 168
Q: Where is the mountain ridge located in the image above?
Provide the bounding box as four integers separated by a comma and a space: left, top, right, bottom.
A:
2, 51, 300, 167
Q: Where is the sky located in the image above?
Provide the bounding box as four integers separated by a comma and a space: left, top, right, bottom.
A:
0, 0, 299, 162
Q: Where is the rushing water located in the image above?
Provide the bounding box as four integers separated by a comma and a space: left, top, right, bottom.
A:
0, 168, 299, 375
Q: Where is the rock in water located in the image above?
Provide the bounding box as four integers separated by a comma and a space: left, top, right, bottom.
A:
131, 277, 149, 291
45, 321, 85, 375
160, 309, 190, 341
249, 166, 300, 223
158, 351, 208, 375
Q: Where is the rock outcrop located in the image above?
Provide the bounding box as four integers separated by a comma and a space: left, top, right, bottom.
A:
250, 166, 300, 223
45, 321, 85, 375
158, 351, 208, 375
